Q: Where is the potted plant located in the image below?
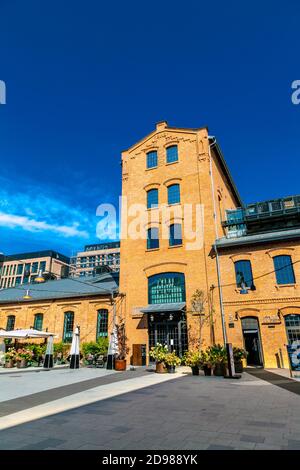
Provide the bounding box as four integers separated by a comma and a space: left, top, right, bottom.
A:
208, 344, 227, 376
4, 347, 16, 368
199, 350, 213, 376
114, 322, 129, 371
15, 348, 34, 368
149, 343, 168, 373
233, 347, 247, 373
164, 351, 181, 373
183, 350, 201, 375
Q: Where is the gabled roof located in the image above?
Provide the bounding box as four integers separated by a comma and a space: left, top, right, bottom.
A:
0, 272, 119, 305
122, 121, 208, 153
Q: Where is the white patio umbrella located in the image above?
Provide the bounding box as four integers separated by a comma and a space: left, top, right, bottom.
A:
106, 326, 119, 370
70, 326, 80, 369
43, 335, 54, 369
0, 328, 56, 339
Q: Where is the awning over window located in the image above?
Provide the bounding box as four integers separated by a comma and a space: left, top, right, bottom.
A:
140, 302, 186, 314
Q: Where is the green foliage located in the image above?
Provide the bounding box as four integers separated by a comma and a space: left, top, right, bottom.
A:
233, 347, 248, 361
183, 350, 201, 367
207, 344, 227, 365
81, 337, 109, 357
53, 342, 70, 358
149, 343, 169, 363
164, 351, 181, 367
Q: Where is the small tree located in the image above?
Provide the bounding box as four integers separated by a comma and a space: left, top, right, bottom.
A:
190, 289, 210, 349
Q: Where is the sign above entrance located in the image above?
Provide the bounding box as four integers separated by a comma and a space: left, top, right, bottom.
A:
261, 315, 281, 325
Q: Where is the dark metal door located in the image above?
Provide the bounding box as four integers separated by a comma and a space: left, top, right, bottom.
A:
244, 332, 262, 366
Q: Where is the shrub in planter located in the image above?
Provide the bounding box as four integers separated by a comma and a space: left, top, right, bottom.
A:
149, 343, 168, 373
114, 322, 129, 371
199, 350, 213, 376
164, 352, 181, 373
4, 347, 16, 368
183, 350, 201, 375
233, 347, 247, 373
54, 342, 70, 364
15, 348, 34, 368
207, 344, 227, 376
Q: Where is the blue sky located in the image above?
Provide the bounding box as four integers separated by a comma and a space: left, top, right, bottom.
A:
0, 0, 299, 256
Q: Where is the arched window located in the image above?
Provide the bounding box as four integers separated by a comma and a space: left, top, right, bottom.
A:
234, 260, 254, 288
147, 227, 159, 250
166, 145, 178, 163
148, 272, 186, 304
167, 184, 180, 205
33, 313, 43, 331
96, 309, 108, 339
273, 255, 295, 285
285, 314, 300, 345
6, 315, 15, 331
63, 311, 74, 343
169, 223, 182, 246
147, 189, 158, 209
146, 151, 157, 169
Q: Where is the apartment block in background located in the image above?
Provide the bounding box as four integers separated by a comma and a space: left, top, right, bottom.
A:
70, 241, 120, 277
0, 250, 70, 289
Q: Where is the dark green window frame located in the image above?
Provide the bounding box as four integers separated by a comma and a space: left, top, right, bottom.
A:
6, 315, 15, 331
96, 309, 108, 339
33, 313, 43, 331
63, 311, 74, 343
148, 272, 186, 304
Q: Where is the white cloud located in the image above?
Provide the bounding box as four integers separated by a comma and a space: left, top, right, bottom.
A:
0, 212, 89, 238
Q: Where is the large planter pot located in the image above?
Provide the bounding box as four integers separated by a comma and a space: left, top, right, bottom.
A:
213, 364, 226, 376
5, 359, 14, 368
203, 365, 212, 376
167, 365, 176, 374
234, 361, 244, 373
155, 362, 167, 374
17, 359, 28, 369
191, 366, 200, 376
115, 359, 127, 371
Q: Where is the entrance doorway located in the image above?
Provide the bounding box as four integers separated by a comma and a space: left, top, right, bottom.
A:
148, 311, 188, 358
242, 317, 263, 366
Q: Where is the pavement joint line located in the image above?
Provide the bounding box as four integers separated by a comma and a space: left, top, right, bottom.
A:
0, 368, 149, 416
0, 371, 186, 431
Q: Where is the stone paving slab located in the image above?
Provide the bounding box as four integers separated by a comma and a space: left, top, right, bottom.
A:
1, 370, 300, 450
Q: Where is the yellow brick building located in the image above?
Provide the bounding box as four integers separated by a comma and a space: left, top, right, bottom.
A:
0, 273, 119, 344
120, 122, 300, 370
119, 121, 242, 363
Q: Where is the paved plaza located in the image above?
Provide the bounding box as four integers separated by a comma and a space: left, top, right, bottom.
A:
1, 367, 300, 450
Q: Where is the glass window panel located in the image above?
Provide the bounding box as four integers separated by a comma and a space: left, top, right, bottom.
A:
285, 315, 300, 345
63, 312, 74, 343
234, 260, 253, 288
166, 145, 178, 163
147, 227, 159, 250
33, 313, 43, 331
146, 151, 157, 169
6, 315, 15, 331
169, 223, 182, 246
168, 184, 180, 205
96, 309, 108, 339
148, 272, 186, 304
273, 255, 295, 285
147, 189, 158, 209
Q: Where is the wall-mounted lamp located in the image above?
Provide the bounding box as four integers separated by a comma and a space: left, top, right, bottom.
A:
150, 314, 154, 322
23, 289, 32, 300
169, 313, 173, 321
235, 312, 240, 321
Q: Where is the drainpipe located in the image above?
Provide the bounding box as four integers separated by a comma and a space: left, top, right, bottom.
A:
208, 136, 227, 345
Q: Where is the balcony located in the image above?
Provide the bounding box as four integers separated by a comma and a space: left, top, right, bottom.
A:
222, 195, 300, 238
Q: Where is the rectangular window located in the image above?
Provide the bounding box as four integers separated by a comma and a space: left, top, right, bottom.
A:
17, 264, 23, 275
6, 315, 15, 331
39, 261, 46, 272
168, 184, 180, 205
33, 313, 43, 331
146, 151, 157, 169
15, 276, 22, 286
169, 224, 182, 246
31, 262, 38, 273
234, 260, 254, 288
166, 145, 178, 163
96, 309, 108, 339
147, 227, 159, 250
63, 312, 74, 343
274, 255, 295, 285
147, 189, 158, 209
